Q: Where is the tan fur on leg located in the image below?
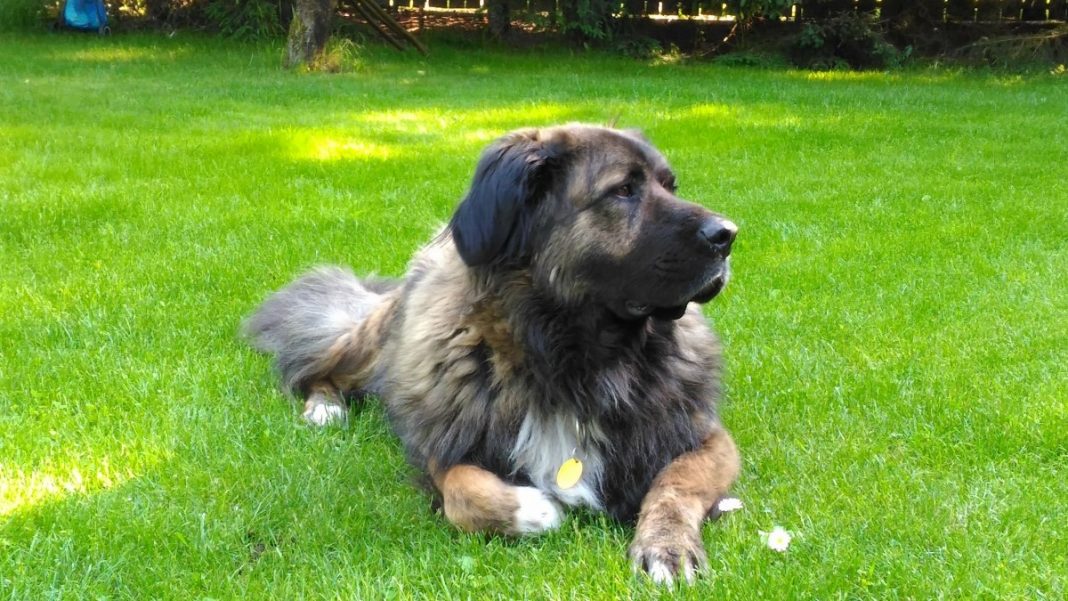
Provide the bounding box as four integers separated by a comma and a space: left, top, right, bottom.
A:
629, 428, 740, 585
431, 463, 562, 536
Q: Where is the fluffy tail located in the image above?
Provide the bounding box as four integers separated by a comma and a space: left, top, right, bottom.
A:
242, 266, 398, 396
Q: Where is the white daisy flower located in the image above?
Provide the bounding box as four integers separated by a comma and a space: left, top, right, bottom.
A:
717, 497, 744, 513
762, 526, 792, 552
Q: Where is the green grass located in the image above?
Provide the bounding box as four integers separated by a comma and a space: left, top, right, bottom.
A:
2, 33, 1066, 599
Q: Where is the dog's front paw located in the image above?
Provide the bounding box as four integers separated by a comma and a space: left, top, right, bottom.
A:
302, 397, 348, 426
628, 523, 708, 586
511, 487, 562, 535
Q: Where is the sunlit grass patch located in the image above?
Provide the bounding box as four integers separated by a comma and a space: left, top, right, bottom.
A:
288, 132, 399, 162
0, 456, 152, 516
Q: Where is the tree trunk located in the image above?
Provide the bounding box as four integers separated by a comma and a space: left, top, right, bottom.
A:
285, 0, 338, 69
488, 0, 511, 39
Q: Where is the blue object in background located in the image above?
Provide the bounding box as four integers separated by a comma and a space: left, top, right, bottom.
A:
61, 0, 109, 32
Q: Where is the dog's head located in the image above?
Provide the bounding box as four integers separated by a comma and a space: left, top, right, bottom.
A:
450, 124, 736, 321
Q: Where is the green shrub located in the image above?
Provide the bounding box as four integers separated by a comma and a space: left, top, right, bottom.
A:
561, 0, 616, 43
303, 36, 364, 72
0, 0, 46, 31
612, 35, 661, 59
792, 11, 910, 70
202, 0, 285, 40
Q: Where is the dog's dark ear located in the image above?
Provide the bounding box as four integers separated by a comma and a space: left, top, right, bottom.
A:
450, 130, 557, 266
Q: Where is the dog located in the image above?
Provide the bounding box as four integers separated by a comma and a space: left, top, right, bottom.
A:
244, 124, 740, 586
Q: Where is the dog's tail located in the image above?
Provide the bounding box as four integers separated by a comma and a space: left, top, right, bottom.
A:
242, 266, 400, 397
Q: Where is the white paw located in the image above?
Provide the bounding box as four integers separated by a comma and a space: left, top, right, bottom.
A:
643, 556, 696, 587
646, 558, 676, 586
302, 401, 347, 426
629, 523, 707, 587
512, 487, 562, 535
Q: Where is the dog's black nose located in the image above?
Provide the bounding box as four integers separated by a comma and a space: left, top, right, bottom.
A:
698, 218, 737, 254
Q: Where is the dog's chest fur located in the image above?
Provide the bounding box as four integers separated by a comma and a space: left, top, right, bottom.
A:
510, 411, 606, 509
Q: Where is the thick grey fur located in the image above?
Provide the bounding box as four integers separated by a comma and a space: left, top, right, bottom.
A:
242, 266, 383, 395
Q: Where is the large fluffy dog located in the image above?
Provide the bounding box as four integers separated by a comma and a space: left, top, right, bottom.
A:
244, 124, 740, 585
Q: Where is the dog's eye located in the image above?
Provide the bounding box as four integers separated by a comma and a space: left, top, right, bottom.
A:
663, 178, 677, 193
613, 184, 633, 199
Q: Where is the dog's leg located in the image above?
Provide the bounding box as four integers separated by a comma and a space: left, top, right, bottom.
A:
628, 427, 740, 586
301, 381, 348, 426
431, 463, 562, 536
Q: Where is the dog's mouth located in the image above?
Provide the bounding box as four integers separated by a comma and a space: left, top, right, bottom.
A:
622, 269, 729, 320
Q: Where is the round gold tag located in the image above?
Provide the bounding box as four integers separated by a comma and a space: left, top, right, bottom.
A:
556, 458, 583, 490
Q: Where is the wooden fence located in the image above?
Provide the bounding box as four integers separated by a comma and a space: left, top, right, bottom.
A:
391, 0, 1068, 22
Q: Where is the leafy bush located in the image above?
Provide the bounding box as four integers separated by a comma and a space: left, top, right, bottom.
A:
0, 0, 45, 30
561, 0, 616, 43
202, 0, 285, 40
304, 36, 364, 72
792, 11, 909, 70
613, 35, 661, 59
